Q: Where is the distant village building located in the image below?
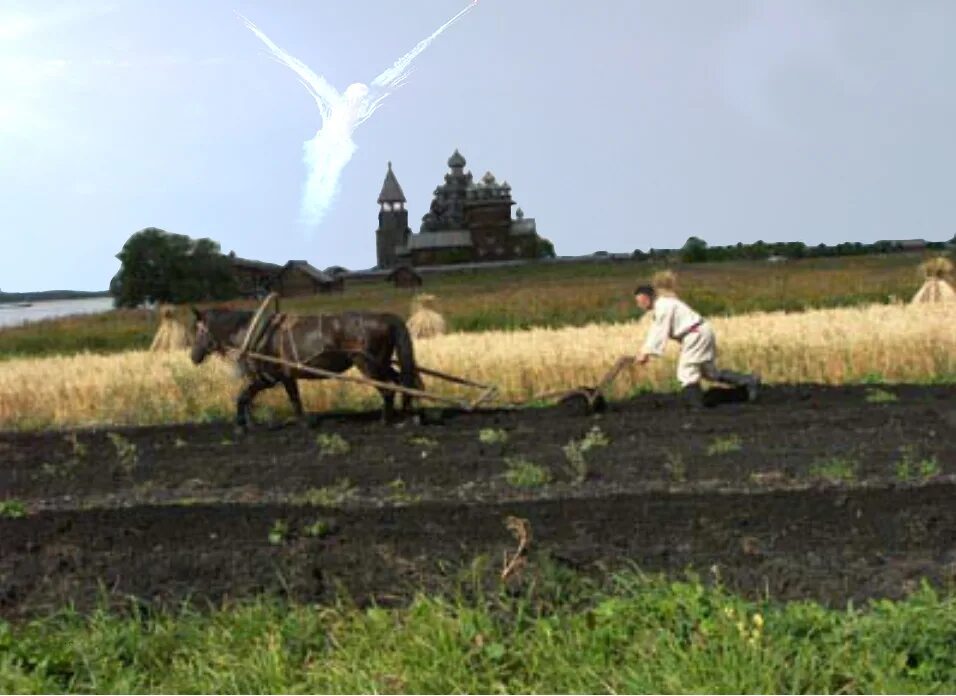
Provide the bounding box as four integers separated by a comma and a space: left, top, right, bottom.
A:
229, 254, 282, 298
273, 260, 343, 296
227, 253, 342, 298
876, 239, 928, 251
386, 265, 423, 289
375, 150, 548, 269
895, 239, 927, 251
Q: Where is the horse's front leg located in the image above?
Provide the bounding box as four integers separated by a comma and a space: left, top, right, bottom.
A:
236, 377, 272, 435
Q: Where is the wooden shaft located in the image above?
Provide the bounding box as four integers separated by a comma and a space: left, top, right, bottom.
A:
236, 350, 472, 409
594, 356, 635, 393
391, 359, 495, 391
239, 292, 280, 356
468, 385, 500, 409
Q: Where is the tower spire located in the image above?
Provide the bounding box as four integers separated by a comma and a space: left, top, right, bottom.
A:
378, 161, 407, 205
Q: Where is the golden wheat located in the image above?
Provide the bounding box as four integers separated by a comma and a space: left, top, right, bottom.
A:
0, 303, 953, 430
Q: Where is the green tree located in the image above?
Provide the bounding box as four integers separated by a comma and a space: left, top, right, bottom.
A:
535, 237, 557, 259
112, 228, 237, 308
680, 236, 709, 263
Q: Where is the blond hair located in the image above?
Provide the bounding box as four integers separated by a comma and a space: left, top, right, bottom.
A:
651, 270, 678, 297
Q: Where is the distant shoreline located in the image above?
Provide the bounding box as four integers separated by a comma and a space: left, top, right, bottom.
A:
0, 290, 111, 303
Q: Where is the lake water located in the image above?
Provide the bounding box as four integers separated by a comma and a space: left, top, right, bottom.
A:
0, 296, 116, 329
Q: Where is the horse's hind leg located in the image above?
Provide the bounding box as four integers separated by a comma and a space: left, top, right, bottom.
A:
377, 387, 397, 424
382, 364, 415, 415
281, 377, 309, 428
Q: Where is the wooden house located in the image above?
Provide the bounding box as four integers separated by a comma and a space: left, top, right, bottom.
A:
386, 265, 423, 289
273, 261, 344, 297
228, 253, 282, 299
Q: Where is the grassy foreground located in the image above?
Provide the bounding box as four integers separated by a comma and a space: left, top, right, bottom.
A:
2, 567, 956, 693
0, 253, 933, 360
0, 302, 953, 430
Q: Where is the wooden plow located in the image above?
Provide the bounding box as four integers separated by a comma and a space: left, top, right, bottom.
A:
498, 355, 636, 415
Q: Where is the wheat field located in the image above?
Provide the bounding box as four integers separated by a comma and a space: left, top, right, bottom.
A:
0, 302, 953, 431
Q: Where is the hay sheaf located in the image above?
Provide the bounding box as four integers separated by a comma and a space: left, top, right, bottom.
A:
149, 306, 191, 352
407, 294, 447, 339
911, 257, 956, 305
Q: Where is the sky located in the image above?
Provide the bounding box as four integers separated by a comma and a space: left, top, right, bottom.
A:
1, 0, 954, 291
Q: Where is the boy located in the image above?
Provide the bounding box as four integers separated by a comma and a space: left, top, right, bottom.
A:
633, 284, 760, 407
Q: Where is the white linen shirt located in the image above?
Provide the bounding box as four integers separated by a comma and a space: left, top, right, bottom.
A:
641, 296, 703, 356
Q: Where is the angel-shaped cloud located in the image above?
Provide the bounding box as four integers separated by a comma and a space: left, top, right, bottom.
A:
239, 1, 478, 230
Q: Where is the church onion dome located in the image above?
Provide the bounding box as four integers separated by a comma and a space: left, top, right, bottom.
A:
377, 161, 406, 204
447, 149, 467, 168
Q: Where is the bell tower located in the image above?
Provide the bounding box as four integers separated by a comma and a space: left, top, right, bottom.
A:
375, 161, 411, 269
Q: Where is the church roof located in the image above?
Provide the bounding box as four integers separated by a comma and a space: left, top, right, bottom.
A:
377, 161, 406, 204
447, 149, 466, 169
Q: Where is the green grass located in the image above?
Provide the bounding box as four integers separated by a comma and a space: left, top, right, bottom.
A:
385, 478, 422, 505
896, 446, 941, 482
810, 456, 858, 483
706, 434, 743, 456
866, 388, 899, 404
408, 435, 439, 450
0, 252, 935, 360
267, 519, 289, 546
503, 457, 551, 488
479, 428, 509, 445
3, 568, 956, 693
0, 500, 26, 519
291, 479, 356, 507
316, 433, 350, 457
562, 426, 611, 483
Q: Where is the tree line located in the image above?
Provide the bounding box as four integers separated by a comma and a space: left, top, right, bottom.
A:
632, 236, 954, 264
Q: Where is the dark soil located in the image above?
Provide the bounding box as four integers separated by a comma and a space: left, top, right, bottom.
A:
1, 384, 954, 617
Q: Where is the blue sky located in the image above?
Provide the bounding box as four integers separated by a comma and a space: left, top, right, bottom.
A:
1, 0, 954, 291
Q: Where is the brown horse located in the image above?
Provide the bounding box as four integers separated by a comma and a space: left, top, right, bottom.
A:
190, 307, 421, 431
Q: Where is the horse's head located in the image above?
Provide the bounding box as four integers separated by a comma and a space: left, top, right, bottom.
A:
190, 307, 223, 364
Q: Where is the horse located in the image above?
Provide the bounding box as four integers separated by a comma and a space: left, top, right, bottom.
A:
190, 306, 421, 432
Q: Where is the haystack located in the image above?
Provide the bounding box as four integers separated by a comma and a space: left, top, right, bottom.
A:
150, 305, 190, 352
911, 257, 956, 305
406, 293, 447, 339
651, 269, 678, 297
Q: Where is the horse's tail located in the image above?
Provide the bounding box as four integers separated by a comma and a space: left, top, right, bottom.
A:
389, 315, 418, 390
